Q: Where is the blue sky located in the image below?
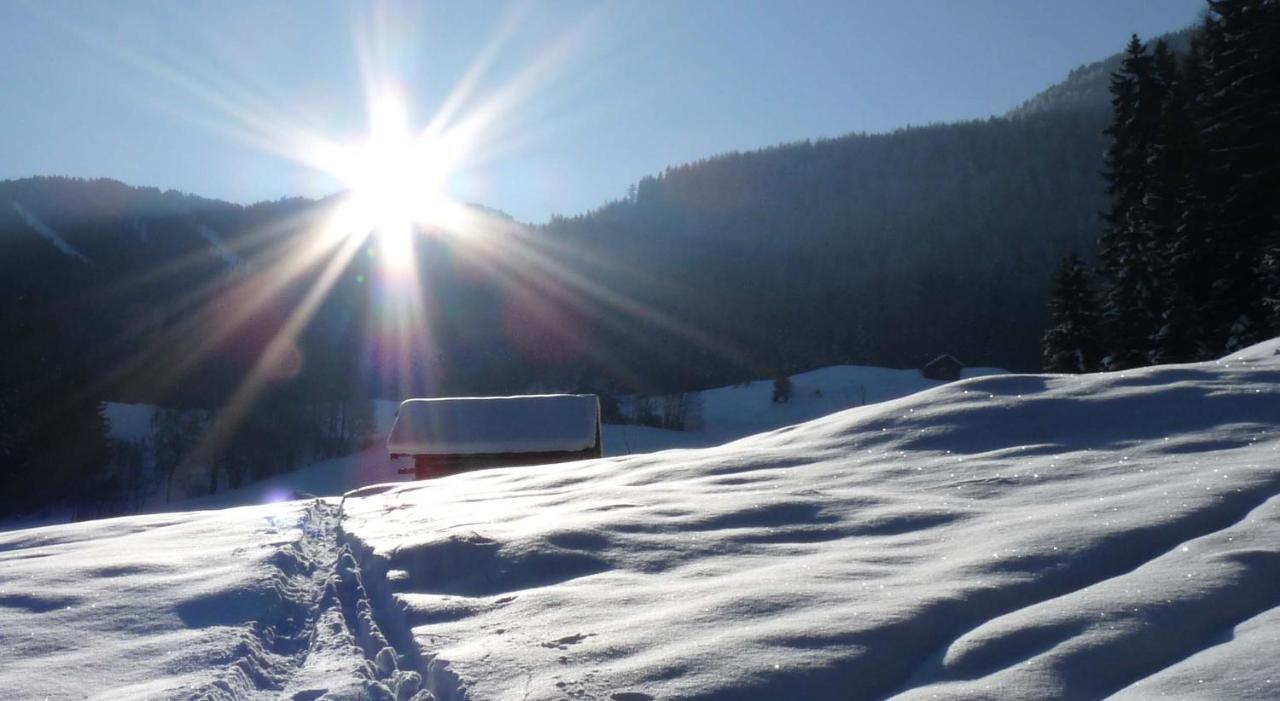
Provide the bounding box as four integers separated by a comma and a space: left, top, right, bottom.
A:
0, 0, 1204, 223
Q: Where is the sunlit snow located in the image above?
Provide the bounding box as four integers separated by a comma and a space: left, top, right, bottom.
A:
2, 341, 1278, 699
10, 201, 90, 263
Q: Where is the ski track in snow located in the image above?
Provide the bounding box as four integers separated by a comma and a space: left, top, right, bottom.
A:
0, 501, 430, 700
197, 224, 242, 267
188, 500, 428, 700
3, 342, 1280, 699
10, 201, 91, 262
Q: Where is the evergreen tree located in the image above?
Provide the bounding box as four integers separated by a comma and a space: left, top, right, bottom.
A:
771, 373, 792, 403
1197, 0, 1280, 351
54, 383, 114, 519
1070, 5, 1280, 367
0, 291, 112, 516
1146, 41, 1207, 363
1154, 164, 1216, 362
1099, 35, 1164, 369
1043, 254, 1104, 372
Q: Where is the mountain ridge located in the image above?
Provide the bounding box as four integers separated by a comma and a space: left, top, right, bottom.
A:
0, 29, 1184, 404
1006, 27, 1195, 119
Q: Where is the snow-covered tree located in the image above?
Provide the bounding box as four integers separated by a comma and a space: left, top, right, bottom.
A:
1196, 0, 1280, 352
1043, 254, 1104, 373
1099, 35, 1164, 369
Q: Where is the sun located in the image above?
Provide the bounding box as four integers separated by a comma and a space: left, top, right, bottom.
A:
312, 94, 467, 271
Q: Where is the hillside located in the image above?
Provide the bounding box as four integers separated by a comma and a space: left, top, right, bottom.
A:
1, 27, 1212, 407
68, 363, 1002, 518
0, 29, 1159, 412
0, 177, 335, 405
539, 26, 1200, 384
0, 30, 1207, 520
2, 339, 1277, 699
1006, 28, 1194, 119
543, 109, 1108, 381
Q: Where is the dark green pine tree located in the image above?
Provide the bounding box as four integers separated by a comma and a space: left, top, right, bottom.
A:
1043, 254, 1105, 373
48, 364, 115, 519
1239, 0, 1280, 336
1197, 0, 1280, 352
1157, 167, 1217, 363
0, 291, 113, 518
1146, 41, 1208, 364
1099, 35, 1164, 369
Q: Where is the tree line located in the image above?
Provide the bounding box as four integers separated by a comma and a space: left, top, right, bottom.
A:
3, 16, 1227, 518
546, 107, 1108, 388
1043, 0, 1280, 372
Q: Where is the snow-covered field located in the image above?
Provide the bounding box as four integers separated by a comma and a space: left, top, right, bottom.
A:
95, 364, 996, 518
694, 364, 1004, 444
3, 342, 1278, 699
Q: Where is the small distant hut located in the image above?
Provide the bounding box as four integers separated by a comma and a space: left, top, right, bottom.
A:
387, 394, 602, 480
921, 354, 964, 382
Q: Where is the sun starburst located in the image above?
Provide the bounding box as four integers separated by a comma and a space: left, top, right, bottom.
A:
307, 93, 470, 275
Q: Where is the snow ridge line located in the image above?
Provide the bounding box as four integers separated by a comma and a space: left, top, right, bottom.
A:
885, 473, 1280, 700
189, 500, 429, 700
11, 201, 92, 262
1103, 494, 1280, 697
335, 502, 469, 701
197, 223, 242, 267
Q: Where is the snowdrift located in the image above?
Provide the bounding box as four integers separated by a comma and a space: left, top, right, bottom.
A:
1, 341, 1277, 699
341, 341, 1280, 700
87, 365, 999, 520
693, 363, 1004, 444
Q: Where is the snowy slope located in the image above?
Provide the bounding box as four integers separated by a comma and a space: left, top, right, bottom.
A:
159, 426, 701, 517
339, 343, 1280, 700
4, 342, 1277, 700
197, 224, 242, 266
91, 366, 1003, 519
91, 403, 694, 519
10, 201, 91, 262
695, 364, 1004, 443
0, 502, 418, 700
103, 402, 160, 443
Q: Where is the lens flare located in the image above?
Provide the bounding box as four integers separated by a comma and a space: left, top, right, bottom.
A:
308, 92, 470, 278
29, 1, 756, 466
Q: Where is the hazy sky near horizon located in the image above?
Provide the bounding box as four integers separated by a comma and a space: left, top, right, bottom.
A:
1, 1, 1203, 223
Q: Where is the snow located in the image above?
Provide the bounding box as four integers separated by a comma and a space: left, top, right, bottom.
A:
387, 395, 600, 456
180, 444, 410, 511
695, 364, 1004, 444
5, 343, 1277, 699
197, 223, 242, 266
337, 345, 1280, 700
85, 367, 1003, 518
602, 423, 707, 456
0, 501, 417, 699
10, 201, 90, 262
85, 400, 688, 523
103, 401, 158, 443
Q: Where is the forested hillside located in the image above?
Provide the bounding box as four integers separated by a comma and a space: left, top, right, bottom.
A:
544, 109, 1107, 385
0, 27, 1195, 516
1044, 1, 1280, 371
1007, 29, 1193, 119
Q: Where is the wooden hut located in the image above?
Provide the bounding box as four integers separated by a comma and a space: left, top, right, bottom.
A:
387, 394, 603, 480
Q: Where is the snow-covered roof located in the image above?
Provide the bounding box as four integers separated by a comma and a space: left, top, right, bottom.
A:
387, 394, 600, 456
924, 353, 964, 368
